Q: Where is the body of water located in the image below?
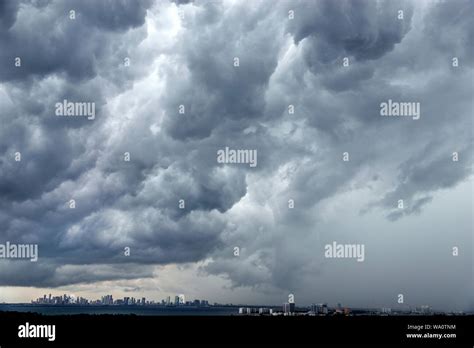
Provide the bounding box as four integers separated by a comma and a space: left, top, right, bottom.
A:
0, 304, 239, 316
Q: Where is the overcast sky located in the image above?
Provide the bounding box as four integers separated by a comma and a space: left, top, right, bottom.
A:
0, 0, 472, 311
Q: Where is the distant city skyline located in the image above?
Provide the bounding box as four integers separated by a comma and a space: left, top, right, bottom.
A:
0, 292, 468, 318
0, 291, 467, 316
29, 292, 210, 307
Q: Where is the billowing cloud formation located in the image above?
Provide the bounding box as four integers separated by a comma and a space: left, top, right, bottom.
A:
0, 0, 472, 310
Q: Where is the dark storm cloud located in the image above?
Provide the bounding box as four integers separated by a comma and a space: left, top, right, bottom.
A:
0, 0, 153, 82
0, 0, 471, 311
0, 0, 155, 209
423, 0, 474, 68
287, 0, 414, 61
0, 0, 20, 30
66, 0, 154, 31
196, 0, 473, 298
172, 0, 193, 4
377, 142, 472, 221
162, 0, 284, 140
0, 261, 155, 287
0, 0, 156, 286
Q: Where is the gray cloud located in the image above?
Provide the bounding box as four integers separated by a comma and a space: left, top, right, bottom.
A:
0, 0, 472, 310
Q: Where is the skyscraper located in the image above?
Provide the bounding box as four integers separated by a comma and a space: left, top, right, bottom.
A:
283, 302, 295, 314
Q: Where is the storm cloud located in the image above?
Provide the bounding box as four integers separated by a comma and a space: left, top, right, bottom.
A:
0, 0, 472, 311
